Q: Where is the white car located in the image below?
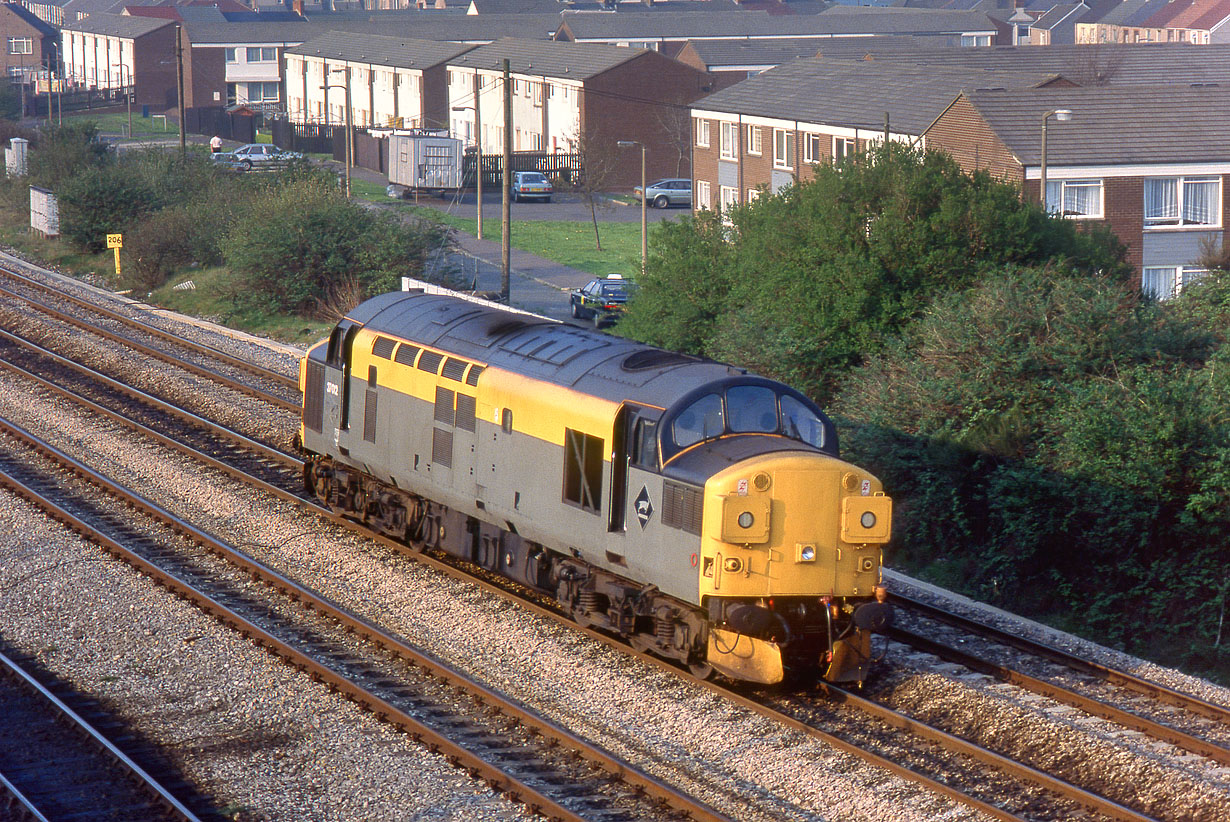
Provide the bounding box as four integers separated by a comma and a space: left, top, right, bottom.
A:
230, 143, 303, 170
512, 171, 552, 202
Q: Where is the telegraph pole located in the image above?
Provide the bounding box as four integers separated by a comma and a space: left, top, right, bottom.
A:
501, 58, 511, 303
175, 25, 186, 158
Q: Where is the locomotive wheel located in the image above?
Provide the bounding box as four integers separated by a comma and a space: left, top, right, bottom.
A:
688, 660, 714, 680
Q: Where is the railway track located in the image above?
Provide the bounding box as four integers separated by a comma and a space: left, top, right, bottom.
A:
3, 261, 1228, 820
0, 415, 731, 822
0, 644, 201, 822
0, 261, 299, 410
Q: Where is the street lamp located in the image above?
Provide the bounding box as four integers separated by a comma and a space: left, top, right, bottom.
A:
1040, 109, 1072, 214
452, 104, 483, 240
112, 63, 132, 138
323, 65, 352, 197
617, 140, 646, 275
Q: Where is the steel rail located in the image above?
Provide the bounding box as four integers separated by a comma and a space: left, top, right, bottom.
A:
0, 327, 298, 468
0, 416, 732, 822
0, 771, 47, 822
0, 648, 201, 821
889, 625, 1230, 766
0, 280, 299, 411
0, 263, 298, 393
894, 592, 1230, 725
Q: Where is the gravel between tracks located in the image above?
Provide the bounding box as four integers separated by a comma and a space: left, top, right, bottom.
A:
3, 258, 1229, 821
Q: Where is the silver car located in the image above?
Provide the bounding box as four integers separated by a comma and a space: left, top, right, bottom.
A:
634, 178, 692, 208
231, 143, 303, 170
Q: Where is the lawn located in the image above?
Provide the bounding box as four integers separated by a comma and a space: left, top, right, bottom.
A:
57, 109, 182, 139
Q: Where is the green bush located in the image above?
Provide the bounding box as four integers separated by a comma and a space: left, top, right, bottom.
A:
622, 143, 1130, 404
57, 164, 159, 253
836, 267, 1230, 676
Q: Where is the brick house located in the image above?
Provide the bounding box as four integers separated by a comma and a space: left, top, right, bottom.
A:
0, 3, 57, 88
924, 84, 1230, 297
286, 31, 475, 129
445, 37, 713, 187
61, 13, 178, 109
689, 56, 1065, 213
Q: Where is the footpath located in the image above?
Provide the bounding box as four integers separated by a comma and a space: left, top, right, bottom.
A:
346, 163, 593, 322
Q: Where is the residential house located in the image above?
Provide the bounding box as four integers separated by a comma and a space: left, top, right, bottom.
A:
0, 3, 58, 87
445, 37, 713, 186
689, 56, 1065, 212
61, 13, 178, 108
1076, 0, 1230, 43
924, 84, 1230, 296
286, 31, 476, 128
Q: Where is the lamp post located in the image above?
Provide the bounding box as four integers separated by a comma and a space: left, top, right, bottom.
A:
1040, 109, 1072, 214
452, 104, 483, 240
617, 140, 647, 275
323, 65, 352, 197
112, 62, 131, 138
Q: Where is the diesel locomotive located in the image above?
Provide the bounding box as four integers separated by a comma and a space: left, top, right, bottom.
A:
297, 289, 893, 685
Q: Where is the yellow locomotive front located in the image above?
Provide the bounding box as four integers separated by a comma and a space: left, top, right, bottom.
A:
698, 452, 893, 685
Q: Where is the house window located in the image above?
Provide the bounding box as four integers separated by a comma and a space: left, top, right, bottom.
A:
1142, 266, 1209, 299
747, 125, 761, 155
720, 185, 738, 212
773, 129, 794, 169
748, 188, 761, 202
7, 38, 32, 56
696, 180, 711, 210
804, 133, 822, 163
246, 47, 276, 62
833, 137, 856, 161
1045, 179, 1103, 218
720, 121, 737, 160
696, 119, 710, 148
532, 82, 543, 107
961, 34, 992, 46
1144, 176, 1221, 227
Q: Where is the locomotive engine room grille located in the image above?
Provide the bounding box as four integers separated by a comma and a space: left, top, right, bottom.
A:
662, 481, 703, 535
372, 336, 397, 358
394, 343, 420, 366
418, 350, 444, 374
434, 387, 455, 425
363, 390, 378, 443
455, 393, 477, 432
303, 361, 325, 433
432, 427, 453, 467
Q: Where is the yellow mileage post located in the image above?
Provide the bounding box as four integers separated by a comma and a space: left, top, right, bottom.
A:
106, 233, 122, 278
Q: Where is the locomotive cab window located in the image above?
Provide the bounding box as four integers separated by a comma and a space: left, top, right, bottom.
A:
727, 385, 778, 433
563, 428, 603, 513
781, 395, 825, 449
673, 393, 723, 448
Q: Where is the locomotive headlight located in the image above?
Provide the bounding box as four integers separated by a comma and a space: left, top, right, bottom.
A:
860, 511, 877, 529
738, 511, 755, 529
799, 545, 816, 562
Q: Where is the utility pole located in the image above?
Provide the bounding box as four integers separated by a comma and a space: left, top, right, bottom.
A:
175, 25, 186, 158
501, 58, 511, 303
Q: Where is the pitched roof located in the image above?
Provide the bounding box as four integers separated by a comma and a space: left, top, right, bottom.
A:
286, 30, 476, 69
855, 41, 1230, 85
958, 84, 1230, 165
1030, 3, 1086, 30
446, 35, 650, 79
693, 56, 1060, 134
183, 13, 560, 46
0, 2, 58, 36
1139, 0, 1193, 27
558, 6, 994, 39
678, 37, 824, 69
62, 11, 175, 35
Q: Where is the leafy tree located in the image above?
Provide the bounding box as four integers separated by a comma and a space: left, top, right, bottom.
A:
57, 164, 159, 253
622, 142, 1129, 404
223, 176, 446, 316
27, 121, 112, 190
835, 266, 1230, 676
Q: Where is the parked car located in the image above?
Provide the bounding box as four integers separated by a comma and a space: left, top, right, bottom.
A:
209, 151, 246, 172
570, 274, 632, 327
231, 143, 303, 170
512, 171, 552, 202
633, 178, 692, 208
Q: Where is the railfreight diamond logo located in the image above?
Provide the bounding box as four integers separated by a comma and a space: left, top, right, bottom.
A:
635, 486, 653, 528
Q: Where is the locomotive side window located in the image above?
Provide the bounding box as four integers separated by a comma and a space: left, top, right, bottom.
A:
563, 428, 603, 514
727, 385, 778, 433
673, 393, 723, 448
781, 395, 825, 449
630, 417, 658, 469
